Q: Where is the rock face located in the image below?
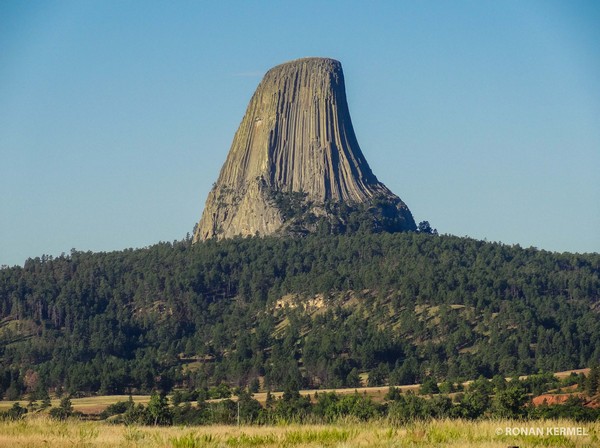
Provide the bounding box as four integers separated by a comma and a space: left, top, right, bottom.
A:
194, 57, 416, 241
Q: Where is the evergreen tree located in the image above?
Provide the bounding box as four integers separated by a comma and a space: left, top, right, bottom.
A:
585, 364, 600, 396
419, 376, 440, 395
49, 396, 74, 420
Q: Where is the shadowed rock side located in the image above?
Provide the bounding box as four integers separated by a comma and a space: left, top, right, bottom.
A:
194, 58, 416, 241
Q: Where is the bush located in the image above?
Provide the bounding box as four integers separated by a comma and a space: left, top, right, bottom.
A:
99, 400, 129, 420
1, 402, 27, 421
336, 393, 379, 421
120, 403, 147, 425
172, 402, 208, 425
208, 383, 232, 399
272, 386, 312, 423
385, 386, 402, 401
387, 392, 429, 423
438, 380, 455, 394
237, 390, 262, 424
419, 377, 440, 395
49, 396, 74, 420
492, 384, 527, 418
452, 390, 490, 419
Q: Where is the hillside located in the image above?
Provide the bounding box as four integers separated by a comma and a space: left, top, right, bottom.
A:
1, 232, 599, 398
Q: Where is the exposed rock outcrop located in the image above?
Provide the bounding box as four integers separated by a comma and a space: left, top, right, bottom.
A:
194, 57, 416, 241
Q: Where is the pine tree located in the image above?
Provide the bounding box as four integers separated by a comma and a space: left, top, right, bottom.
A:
49, 396, 73, 420
585, 365, 600, 396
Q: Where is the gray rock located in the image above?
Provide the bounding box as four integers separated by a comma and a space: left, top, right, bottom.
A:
194, 57, 416, 241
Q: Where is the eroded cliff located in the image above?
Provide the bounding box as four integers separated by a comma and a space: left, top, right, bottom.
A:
194, 58, 415, 241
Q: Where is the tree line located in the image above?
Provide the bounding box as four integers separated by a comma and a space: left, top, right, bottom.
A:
0, 231, 599, 398
4, 369, 599, 424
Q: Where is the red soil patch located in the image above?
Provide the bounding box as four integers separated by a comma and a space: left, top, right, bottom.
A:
532, 393, 600, 408
532, 393, 584, 406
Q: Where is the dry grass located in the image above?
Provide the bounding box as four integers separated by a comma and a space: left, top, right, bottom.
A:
0, 395, 151, 414
251, 384, 421, 405
0, 367, 589, 414
1, 388, 403, 413
0, 416, 597, 447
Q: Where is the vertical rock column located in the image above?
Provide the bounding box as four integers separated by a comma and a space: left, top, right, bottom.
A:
194, 57, 415, 241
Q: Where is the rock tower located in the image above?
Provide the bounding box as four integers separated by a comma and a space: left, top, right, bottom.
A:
194, 57, 415, 241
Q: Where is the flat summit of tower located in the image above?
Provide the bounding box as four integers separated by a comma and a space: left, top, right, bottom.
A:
193, 58, 416, 241
263, 57, 342, 78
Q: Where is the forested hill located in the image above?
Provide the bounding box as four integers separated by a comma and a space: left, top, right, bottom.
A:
1, 233, 599, 399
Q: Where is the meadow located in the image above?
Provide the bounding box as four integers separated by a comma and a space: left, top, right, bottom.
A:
0, 416, 598, 448
0, 366, 585, 413
0, 386, 412, 414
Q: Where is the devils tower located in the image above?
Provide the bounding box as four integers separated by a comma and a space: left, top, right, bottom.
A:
193, 57, 416, 241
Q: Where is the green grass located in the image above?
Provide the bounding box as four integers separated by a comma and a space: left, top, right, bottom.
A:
0, 416, 597, 447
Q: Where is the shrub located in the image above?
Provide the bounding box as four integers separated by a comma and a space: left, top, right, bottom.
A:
419, 376, 440, 395
1, 402, 27, 421
99, 400, 129, 420
49, 396, 74, 420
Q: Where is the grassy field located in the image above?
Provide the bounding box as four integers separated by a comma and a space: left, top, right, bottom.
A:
0, 385, 418, 414
0, 395, 152, 415
0, 416, 597, 447
0, 368, 589, 415
0, 388, 406, 414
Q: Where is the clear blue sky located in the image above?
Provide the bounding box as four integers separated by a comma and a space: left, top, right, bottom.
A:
1, 1, 599, 266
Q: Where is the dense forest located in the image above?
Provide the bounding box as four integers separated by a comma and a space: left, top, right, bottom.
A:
0, 232, 599, 399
